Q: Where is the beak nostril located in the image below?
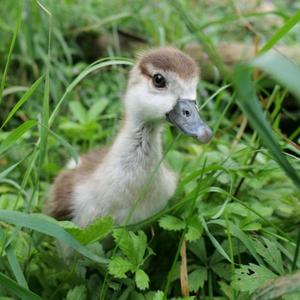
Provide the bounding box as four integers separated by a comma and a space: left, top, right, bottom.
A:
182, 109, 190, 117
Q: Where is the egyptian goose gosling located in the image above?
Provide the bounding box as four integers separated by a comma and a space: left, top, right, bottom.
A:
45, 47, 212, 227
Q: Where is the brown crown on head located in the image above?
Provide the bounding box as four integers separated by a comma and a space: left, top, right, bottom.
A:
138, 47, 199, 80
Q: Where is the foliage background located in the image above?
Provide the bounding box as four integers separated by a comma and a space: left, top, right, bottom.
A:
0, 0, 300, 299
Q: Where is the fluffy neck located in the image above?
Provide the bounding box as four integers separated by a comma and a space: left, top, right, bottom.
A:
108, 117, 163, 169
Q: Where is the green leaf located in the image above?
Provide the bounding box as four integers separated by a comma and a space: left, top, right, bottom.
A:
188, 267, 207, 292
159, 215, 185, 231
65, 285, 87, 300
108, 256, 134, 279
232, 64, 300, 189
232, 263, 277, 294
1, 76, 44, 128
87, 99, 109, 121
0, 120, 37, 156
185, 216, 203, 242
0, 210, 107, 264
135, 269, 150, 290
69, 101, 88, 123
60, 216, 113, 245
0, 272, 42, 300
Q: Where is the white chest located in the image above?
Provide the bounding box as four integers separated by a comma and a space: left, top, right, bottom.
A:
71, 123, 177, 226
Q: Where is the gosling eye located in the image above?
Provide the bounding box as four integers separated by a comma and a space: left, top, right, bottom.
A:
152, 73, 167, 88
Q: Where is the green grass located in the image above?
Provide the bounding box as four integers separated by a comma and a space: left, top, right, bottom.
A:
0, 1, 300, 299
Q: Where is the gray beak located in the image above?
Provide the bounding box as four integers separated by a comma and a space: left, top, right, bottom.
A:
166, 99, 213, 143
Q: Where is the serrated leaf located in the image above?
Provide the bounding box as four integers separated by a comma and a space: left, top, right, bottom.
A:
232, 263, 277, 294
65, 285, 87, 300
60, 216, 113, 245
253, 237, 284, 275
211, 263, 231, 281
113, 229, 148, 266
185, 216, 203, 242
113, 228, 132, 257
153, 291, 165, 300
129, 230, 147, 265
159, 215, 185, 231
108, 256, 134, 279
188, 267, 207, 292
135, 269, 149, 290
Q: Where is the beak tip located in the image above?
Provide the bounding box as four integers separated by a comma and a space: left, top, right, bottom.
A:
197, 127, 213, 143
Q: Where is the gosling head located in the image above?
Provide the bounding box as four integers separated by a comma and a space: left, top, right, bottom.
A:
125, 47, 212, 143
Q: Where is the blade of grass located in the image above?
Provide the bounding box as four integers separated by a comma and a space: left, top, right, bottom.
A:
251, 270, 300, 300
72, 12, 131, 34
252, 52, 300, 102
209, 219, 264, 265
0, 120, 37, 156
6, 245, 28, 289
201, 216, 232, 263
0, 151, 32, 180
172, 0, 227, 78
232, 64, 300, 189
37, 0, 52, 168
199, 84, 231, 110
259, 10, 300, 54
164, 231, 186, 298
0, 9, 22, 105
1, 76, 44, 128
0, 272, 42, 300
200, 11, 288, 30
0, 210, 108, 264
40, 122, 79, 163
3, 86, 28, 97
49, 58, 133, 127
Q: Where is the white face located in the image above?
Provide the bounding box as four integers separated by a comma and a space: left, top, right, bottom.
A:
125, 64, 199, 124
